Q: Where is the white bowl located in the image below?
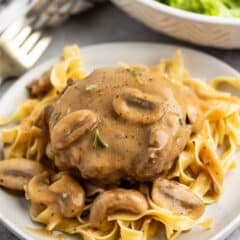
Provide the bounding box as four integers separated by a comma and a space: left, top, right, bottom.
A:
111, 0, 240, 49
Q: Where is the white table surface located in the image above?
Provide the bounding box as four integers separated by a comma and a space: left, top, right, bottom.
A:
0, 2, 240, 240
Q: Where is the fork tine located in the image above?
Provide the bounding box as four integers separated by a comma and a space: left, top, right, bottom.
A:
31, 0, 59, 29
27, 0, 50, 27
48, 0, 75, 26
21, 31, 41, 53
28, 0, 49, 16
1, 17, 25, 40
28, 36, 51, 63
13, 26, 32, 47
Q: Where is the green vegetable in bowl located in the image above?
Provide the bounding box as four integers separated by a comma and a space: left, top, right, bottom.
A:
156, 0, 240, 18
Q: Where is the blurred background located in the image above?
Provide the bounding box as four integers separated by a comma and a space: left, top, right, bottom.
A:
0, 0, 240, 239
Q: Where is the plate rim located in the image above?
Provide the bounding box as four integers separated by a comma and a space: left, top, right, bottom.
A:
0, 42, 239, 240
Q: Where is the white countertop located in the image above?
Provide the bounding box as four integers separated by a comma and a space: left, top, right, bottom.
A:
0, 2, 240, 240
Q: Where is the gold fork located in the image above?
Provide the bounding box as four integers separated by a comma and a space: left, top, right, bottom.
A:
0, 16, 52, 82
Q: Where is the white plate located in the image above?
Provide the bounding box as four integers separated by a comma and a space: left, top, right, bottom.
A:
0, 42, 239, 240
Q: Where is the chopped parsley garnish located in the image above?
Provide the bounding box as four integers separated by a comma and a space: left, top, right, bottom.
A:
92, 128, 108, 149
130, 69, 138, 78
130, 68, 142, 83
86, 84, 97, 91
179, 118, 183, 126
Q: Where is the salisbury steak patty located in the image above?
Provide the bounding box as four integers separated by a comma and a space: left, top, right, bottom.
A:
46, 67, 196, 184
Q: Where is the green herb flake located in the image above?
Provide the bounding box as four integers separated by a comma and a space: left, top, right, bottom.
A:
130, 68, 143, 84
130, 69, 138, 78
92, 128, 109, 149
86, 84, 97, 91
179, 118, 183, 126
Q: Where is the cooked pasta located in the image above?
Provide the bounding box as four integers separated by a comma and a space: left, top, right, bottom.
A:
0, 45, 239, 240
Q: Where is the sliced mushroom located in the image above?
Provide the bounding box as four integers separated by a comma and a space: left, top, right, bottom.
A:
0, 158, 45, 191
112, 88, 166, 124
27, 172, 56, 204
90, 188, 148, 229
51, 110, 98, 150
27, 172, 85, 218
151, 178, 205, 219
84, 182, 105, 197
27, 70, 52, 98
49, 174, 85, 217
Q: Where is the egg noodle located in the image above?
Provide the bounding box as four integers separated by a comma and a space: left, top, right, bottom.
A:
0, 45, 240, 240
